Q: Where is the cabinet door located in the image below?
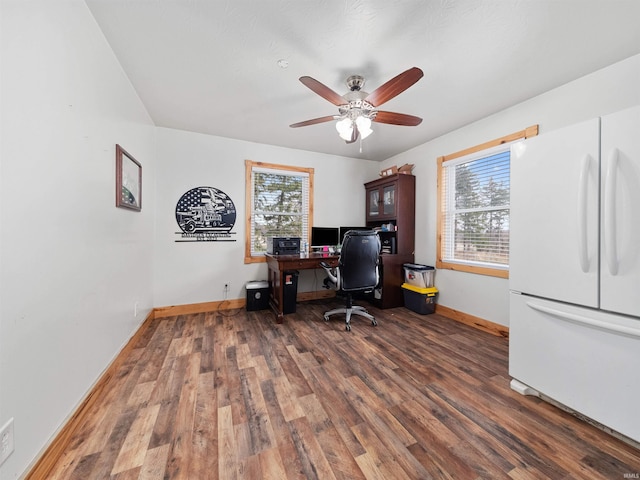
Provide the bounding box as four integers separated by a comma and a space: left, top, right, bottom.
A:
510, 117, 599, 307
382, 184, 396, 216
366, 183, 397, 220
600, 105, 640, 317
367, 188, 380, 218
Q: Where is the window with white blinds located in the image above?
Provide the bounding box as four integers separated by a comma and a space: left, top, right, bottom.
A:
245, 161, 313, 262
440, 144, 511, 271
436, 125, 537, 278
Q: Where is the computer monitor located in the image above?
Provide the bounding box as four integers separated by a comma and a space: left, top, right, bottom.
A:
339, 226, 371, 244
311, 226, 339, 249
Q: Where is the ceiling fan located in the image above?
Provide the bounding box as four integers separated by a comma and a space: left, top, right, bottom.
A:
290, 67, 424, 145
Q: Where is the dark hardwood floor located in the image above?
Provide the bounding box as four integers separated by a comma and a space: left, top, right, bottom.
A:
45, 300, 640, 479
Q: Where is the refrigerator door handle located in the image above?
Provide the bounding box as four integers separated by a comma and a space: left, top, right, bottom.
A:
526, 300, 640, 338
604, 148, 619, 276
577, 154, 591, 273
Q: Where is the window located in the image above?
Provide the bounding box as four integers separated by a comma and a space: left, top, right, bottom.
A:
436, 126, 538, 278
245, 160, 314, 263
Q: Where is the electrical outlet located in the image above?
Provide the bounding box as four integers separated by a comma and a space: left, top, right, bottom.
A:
134, 301, 139, 317
0, 418, 14, 466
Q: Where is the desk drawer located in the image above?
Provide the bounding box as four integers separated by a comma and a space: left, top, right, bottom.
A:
281, 258, 338, 269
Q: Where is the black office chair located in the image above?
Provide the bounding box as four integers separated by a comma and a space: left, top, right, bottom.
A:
320, 230, 381, 331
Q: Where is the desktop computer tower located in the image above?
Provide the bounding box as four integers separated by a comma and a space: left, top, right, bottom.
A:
282, 270, 299, 314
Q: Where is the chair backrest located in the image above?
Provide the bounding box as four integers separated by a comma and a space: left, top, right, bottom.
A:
339, 230, 381, 291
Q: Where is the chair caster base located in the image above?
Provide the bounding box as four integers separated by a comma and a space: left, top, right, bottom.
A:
324, 306, 376, 332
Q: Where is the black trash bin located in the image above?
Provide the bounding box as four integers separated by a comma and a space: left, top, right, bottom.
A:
282, 270, 299, 314
245, 281, 269, 311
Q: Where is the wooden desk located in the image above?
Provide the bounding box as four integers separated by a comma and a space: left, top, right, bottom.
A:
265, 252, 339, 323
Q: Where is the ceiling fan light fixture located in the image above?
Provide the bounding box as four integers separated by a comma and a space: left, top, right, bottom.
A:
336, 117, 353, 140
355, 115, 373, 139
292, 67, 424, 147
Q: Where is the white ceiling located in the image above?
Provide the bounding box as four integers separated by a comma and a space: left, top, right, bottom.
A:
85, 0, 640, 161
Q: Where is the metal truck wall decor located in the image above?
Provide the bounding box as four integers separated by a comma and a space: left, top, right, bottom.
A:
174, 186, 237, 242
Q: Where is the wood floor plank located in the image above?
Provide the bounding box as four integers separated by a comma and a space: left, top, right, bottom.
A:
138, 444, 171, 480
84, 410, 138, 479
236, 342, 256, 370
218, 404, 238, 480
67, 451, 100, 480
213, 323, 231, 409
470, 381, 619, 479
271, 342, 314, 398
351, 422, 412, 480
397, 382, 517, 475
237, 453, 262, 479
41, 301, 640, 480
227, 346, 249, 426
426, 379, 595, 478
110, 466, 141, 479
259, 378, 308, 479
188, 370, 218, 479
137, 318, 176, 384
162, 337, 193, 367
241, 367, 278, 453
148, 356, 189, 449
258, 447, 289, 480
127, 380, 155, 408
288, 416, 338, 480
271, 374, 305, 422
390, 398, 492, 479
199, 324, 216, 373
111, 403, 161, 474
234, 422, 253, 463
342, 375, 416, 450
297, 393, 366, 480
251, 354, 274, 381
163, 352, 201, 479
254, 327, 287, 379
342, 382, 432, 479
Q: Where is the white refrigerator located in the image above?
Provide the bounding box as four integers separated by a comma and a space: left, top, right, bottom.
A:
509, 105, 640, 443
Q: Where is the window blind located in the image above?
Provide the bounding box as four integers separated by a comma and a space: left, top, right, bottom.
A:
441, 143, 511, 269
250, 167, 309, 256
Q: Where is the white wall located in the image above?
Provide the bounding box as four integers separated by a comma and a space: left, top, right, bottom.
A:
385, 53, 640, 326
1, 2, 638, 478
0, 1, 155, 478
153, 127, 379, 307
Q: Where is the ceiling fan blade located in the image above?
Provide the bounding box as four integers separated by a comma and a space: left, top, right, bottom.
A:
364, 67, 424, 107
373, 111, 423, 126
290, 115, 337, 128
299, 76, 346, 106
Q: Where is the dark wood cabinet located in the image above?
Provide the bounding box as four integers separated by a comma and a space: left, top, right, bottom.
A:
375, 253, 415, 309
364, 174, 416, 308
365, 174, 415, 255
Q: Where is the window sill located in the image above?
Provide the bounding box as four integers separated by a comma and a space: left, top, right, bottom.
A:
436, 260, 509, 279
245, 255, 267, 264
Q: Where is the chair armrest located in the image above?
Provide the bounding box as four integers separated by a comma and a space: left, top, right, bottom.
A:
320, 261, 339, 288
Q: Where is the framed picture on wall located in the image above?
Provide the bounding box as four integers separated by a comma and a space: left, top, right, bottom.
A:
116, 144, 142, 211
